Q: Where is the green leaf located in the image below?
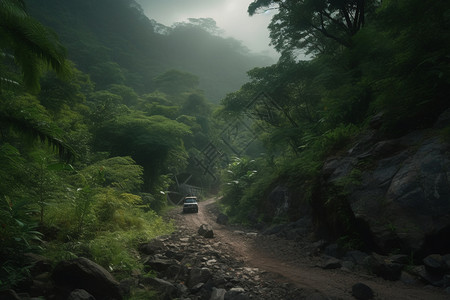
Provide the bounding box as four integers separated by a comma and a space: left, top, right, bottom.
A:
47, 162, 75, 171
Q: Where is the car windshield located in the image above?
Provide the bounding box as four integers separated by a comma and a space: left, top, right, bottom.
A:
184, 198, 196, 203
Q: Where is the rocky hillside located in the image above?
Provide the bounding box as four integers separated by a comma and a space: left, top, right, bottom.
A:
261, 109, 450, 260
320, 109, 450, 256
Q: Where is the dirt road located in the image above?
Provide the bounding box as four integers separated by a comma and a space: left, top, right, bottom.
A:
173, 198, 448, 299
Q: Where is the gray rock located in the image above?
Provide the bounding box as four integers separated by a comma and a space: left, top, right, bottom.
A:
175, 283, 188, 294
52, 257, 122, 300
188, 267, 212, 288
216, 213, 229, 225
210, 287, 226, 300
389, 254, 409, 265
423, 254, 445, 274
143, 256, 179, 273
262, 223, 286, 236
190, 282, 204, 293
411, 265, 443, 286
224, 287, 249, 300
441, 275, 450, 288
229, 287, 245, 293
67, 289, 96, 300
139, 239, 165, 255
341, 260, 356, 271
324, 243, 345, 258
198, 224, 214, 238
25, 253, 52, 275
400, 271, 419, 285
322, 257, 342, 269
140, 277, 180, 299
352, 283, 374, 299
165, 264, 181, 279
345, 250, 370, 265
363, 254, 403, 281
444, 254, 450, 271
369, 112, 384, 129
433, 108, 450, 128
119, 278, 137, 296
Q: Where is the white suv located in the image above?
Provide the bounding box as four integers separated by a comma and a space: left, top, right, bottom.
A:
182, 196, 198, 213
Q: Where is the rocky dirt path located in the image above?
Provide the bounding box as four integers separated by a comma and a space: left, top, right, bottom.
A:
166, 197, 448, 300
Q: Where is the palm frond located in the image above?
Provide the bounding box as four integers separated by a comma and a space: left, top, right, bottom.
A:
0, 0, 70, 92
0, 111, 76, 162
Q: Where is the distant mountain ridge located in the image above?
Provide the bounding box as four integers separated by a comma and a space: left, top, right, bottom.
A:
25, 0, 274, 102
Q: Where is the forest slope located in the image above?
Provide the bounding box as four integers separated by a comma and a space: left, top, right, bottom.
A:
25, 0, 274, 102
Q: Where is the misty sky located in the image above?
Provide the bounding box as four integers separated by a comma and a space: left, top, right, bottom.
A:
136, 0, 278, 58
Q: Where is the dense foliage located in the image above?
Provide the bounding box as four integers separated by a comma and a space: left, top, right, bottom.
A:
219, 0, 450, 229
0, 0, 229, 292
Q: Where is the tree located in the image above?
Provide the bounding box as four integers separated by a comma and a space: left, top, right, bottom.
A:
153, 70, 199, 98
81, 156, 144, 194
248, 0, 378, 55
93, 111, 191, 191
0, 0, 69, 92
174, 18, 224, 36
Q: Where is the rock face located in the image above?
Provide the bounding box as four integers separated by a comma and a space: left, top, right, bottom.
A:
321, 126, 450, 255
52, 257, 122, 300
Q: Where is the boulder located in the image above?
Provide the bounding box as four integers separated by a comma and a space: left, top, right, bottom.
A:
345, 250, 370, 265
224, 287, 249, 300
411, 265, 444, 286
139, 238, 165, 255
400, 271, 419, 285
143, 256, 179, 273
140, 277, 180, 299
423, 254, 446, 275
322, 257, 342, 269
165, 264, 182, 280
198, 224, 214, 238
444, 254, 450, 271
190, 282, 204, 293
389, 254, 409, 265
187, 267, 212, 288
351, 283, 374, 300
25, 253, 52, 276
210, 287, 226, 300
433, 108, 450, 129
324, 243, 346, 258
262, 223, 287, 236
363, 254, 403, 281
67, 289, 95, 300
216, 213, 229, 225
118, 278, 136, 296
52, 257, 122, 300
